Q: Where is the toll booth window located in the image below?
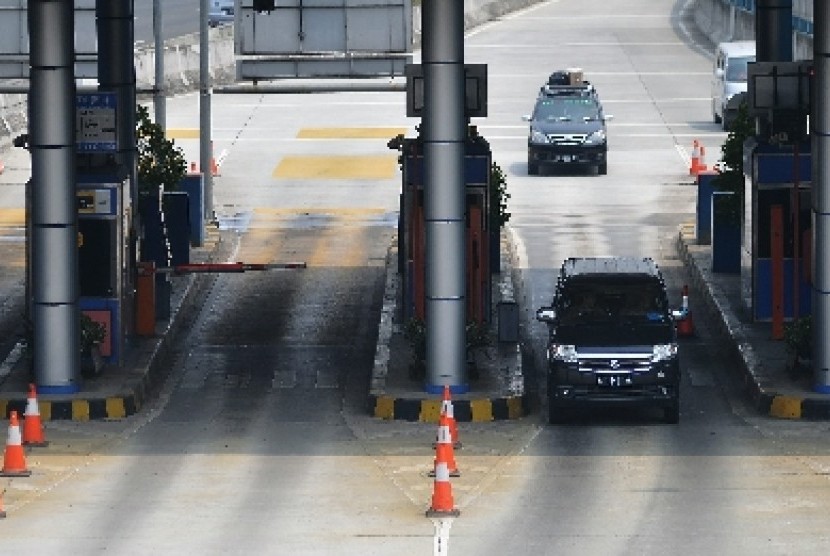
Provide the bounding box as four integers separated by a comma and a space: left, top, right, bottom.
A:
78, 219, 116, 297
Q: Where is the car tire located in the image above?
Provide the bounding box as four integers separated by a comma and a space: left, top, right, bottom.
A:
528, 161, 539, 176
548, 400, 568, 424
663, 398, 680, 424
598, 162, 608, 175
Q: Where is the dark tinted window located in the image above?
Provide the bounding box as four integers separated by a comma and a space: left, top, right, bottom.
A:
557, 276, 668, 325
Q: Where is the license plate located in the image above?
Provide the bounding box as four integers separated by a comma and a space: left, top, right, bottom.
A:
597, 375, 631, 387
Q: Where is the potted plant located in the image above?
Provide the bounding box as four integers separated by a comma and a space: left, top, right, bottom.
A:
80, 313, 107, 378
403, 318, 492, 381
784, 315, 811, 376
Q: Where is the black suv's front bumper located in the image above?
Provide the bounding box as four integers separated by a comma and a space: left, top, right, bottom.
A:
528, 143, 607, 168
547, 359, 680, 408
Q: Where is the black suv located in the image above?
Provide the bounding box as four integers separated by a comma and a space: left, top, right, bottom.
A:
523, 71, 611, 176
536, 257, 684, 424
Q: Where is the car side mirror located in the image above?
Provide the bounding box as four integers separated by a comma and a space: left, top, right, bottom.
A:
714, 68, 724, 79
536, 307, 556, 323
522, 114, 532, 122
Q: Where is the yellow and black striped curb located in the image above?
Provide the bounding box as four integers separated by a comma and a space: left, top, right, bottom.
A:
1, 396, 138, 421
676, 225, 830, 421
368, 394, 528, 422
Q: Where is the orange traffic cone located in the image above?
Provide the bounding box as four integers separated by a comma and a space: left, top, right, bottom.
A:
1, 411, 31, 477
676, 285, 695, 337
22, 383, 48, 447
440, 385, 461, 449
689, 140, 701, 176
189, 161, 198, 174
425, 432, 460, 518
429, 413, 460, 477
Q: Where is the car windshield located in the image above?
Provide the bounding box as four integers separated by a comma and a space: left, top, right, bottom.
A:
534, 97, 600, 122
557, 278, 669, 325
725, 56, 754, 81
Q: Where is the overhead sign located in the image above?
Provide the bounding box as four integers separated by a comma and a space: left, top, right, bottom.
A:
76, 92, 117, 152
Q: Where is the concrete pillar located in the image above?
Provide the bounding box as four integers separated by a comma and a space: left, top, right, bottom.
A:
756, 0, 793, 61
812, 0, 830, 392
422, 0, 467, 393
29, 0, 80, 392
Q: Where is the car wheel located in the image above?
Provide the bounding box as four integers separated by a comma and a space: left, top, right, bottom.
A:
598, 162, 608, 175
663, 398, 680, 424
713, 101, 722, 124
548, 401, 568, 424
528, 161, 539, 176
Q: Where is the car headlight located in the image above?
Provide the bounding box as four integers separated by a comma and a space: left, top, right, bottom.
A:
652, 343, 678, 362
548, 343, 578, 363
584, 129, 606, 145
530, 129, 549, 144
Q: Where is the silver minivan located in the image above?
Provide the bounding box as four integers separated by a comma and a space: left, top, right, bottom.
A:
712, 40, 755, 130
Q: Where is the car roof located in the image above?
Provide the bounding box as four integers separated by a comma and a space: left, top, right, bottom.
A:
558, 257, 662, 279
716, 40, 756, 57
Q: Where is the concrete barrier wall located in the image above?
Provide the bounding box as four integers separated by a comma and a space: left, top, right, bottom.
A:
693, 0, 813, 60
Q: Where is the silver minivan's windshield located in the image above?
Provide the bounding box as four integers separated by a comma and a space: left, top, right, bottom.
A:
725, 56, 755, 82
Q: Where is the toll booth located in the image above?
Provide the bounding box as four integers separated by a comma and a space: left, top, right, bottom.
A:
77, 177, 129, 365
741, 140, 811, 321
399, 133, 492, 326
742, 60, 813, 322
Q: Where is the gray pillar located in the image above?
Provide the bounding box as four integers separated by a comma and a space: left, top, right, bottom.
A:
200, 0, 214, 219
422, 0, 467, 393
97, 0, 137, 204
153, 0, 166, 129
29, 0, 80, 393
756, 0, 793, 62
812, 0, 830, 392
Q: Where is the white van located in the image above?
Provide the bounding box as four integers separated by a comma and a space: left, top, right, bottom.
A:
712, 40, 756, 130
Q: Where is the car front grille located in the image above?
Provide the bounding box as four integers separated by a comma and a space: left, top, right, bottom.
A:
547, 133, 587, 144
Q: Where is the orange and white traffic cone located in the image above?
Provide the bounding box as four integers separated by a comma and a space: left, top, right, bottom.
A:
698, 145, 708, 173
689, 140, 701, 176
440, 385, 461, 449
676, 285, 695, 338
22, 383, 48, 447
429, 413, 460, 478
1, 411, 31, 477
425, 431, 460, 518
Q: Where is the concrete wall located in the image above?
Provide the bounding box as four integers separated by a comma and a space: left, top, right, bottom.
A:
693, 0, 814, 60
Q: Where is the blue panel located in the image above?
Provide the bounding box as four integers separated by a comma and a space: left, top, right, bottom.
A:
178, 175, 205, 246
755, 152, 811, 184
696, 173, 717, 244
754, 258, 812, 320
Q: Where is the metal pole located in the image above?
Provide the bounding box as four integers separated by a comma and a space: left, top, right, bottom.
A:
153, 0, 166, 129
29, 0, 80, 393
811, 0, 830, 392
756, 0, 793, 62
200, 0, 214, 220
422, 0, 467, 393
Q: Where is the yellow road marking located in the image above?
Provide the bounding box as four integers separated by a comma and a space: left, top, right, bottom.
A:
165, 128, 200, 140
273, 155, 398, 179
0, 208, 25, 226
297, 127, 407, 139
